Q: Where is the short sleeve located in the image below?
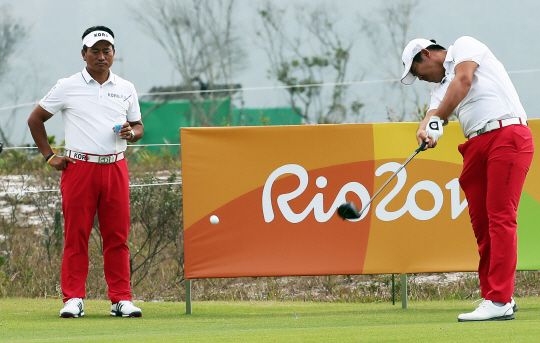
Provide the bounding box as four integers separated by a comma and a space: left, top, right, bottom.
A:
39, 80, 67, 115
429, 95, 441, 112
452, 36, 488, 66
427, 74, 454, 112
126, 84, 141, 122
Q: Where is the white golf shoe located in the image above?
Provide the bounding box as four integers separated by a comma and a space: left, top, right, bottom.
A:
511, 297, 518, 312
59, 298, 85, 318
457, 300, 514, 322
110, 300, 142, 317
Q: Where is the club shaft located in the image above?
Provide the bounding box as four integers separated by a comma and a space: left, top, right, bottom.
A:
357, 145, 424, 217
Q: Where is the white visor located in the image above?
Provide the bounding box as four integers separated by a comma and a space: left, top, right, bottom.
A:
83, 30, 114, 48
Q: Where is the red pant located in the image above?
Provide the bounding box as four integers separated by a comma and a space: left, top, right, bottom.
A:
60, 158, 132, 303
458, 124, 534, 303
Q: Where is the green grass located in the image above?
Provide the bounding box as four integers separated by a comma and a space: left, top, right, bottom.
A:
1, 298, 540, 342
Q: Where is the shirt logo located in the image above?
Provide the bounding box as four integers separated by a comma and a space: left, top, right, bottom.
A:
108, 93, 126, 99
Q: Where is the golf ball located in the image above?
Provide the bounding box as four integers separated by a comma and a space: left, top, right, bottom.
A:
210, 215, 219, 225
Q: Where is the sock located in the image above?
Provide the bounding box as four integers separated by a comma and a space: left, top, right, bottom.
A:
493, 302, 506, 307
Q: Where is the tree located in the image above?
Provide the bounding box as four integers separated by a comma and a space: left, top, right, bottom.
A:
256, 1, 364, 124
361, 0, 423, 122
132, 0, 246, 127
0, 3, 28, 144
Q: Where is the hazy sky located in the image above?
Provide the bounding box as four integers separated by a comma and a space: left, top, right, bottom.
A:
2, 0, 540, 145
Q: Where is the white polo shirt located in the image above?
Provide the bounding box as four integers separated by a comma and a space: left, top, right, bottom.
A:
428, 36, 527, 138
39, 68, 141, 155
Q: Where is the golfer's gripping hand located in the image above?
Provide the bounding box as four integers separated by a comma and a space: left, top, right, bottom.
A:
416, 129, 437, 150
49, 155, 76, 171
425, 116, 444, 143
417, 116, 444, 150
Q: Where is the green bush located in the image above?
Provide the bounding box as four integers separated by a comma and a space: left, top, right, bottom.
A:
0, 147, 184, 300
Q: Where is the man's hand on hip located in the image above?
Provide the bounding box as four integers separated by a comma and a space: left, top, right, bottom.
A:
49, 155, 76, 171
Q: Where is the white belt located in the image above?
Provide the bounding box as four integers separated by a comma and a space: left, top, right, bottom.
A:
67, 150, 125, 164
468, 118, 526, 139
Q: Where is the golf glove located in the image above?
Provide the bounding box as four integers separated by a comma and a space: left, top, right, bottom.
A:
426, 116, 444, 143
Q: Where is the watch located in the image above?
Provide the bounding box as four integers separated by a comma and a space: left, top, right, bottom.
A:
129, 130, 135, 141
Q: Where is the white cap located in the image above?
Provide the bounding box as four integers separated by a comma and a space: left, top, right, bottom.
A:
82, 30, 114, 48
400, 38, 434, 85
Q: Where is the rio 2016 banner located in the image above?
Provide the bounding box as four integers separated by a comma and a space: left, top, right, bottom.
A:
181, 120, 540, 279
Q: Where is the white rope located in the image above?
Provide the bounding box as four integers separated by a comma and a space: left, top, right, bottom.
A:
1, 181, 182, 196
136, 78, 400, 96
1, 68, 539, 112
2, 143, 181, 150
129, 181, 181, 188
507, 69, 540, 74
0, 101, 38, 112
128, 143, 181, 147
2, 189, 60, 195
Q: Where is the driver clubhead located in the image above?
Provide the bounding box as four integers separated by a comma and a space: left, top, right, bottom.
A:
337, 202, 361, 220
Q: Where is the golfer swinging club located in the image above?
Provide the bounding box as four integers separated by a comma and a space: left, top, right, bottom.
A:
28, 26, 143, 318
401, 36, 534, 322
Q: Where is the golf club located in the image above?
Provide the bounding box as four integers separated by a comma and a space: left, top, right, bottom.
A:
337, 140, 428, 220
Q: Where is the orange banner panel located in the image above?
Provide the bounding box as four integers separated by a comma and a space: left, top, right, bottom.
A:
185, 162, 375, 278
182, 124, 376, 278
181, 124, 375, 229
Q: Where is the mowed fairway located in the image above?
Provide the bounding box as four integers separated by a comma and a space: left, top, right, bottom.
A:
1, 298, 540, 342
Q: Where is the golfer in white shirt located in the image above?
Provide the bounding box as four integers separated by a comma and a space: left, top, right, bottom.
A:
401, 36, 534, 322
28, 25, 144, 318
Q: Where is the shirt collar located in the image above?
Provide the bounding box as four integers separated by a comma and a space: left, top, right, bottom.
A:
439, 46, 454, 85
81, 67, 117, 85
443, 46, 454, 74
